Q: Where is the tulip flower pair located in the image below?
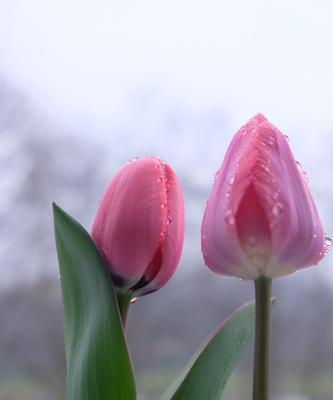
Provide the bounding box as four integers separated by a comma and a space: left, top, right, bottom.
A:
91, 114, 328, 400
92, 114, 327, 295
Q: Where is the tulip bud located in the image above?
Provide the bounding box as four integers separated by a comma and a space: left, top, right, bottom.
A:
201, 114, 328, 280
92, 157, 184, 296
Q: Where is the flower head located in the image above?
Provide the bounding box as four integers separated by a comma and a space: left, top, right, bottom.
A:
92, 157, 184, 295
201, 114, 327, 280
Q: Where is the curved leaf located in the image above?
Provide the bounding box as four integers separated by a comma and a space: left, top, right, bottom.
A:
53, 203, 136, 400
161, 301, 255, 400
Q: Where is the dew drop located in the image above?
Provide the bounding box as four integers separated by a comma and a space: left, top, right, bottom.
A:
126, 156, 139, 164
248, 236, 257, 246
296, 160, 302, 169
302, 171, 309, 183
228, 174, 235, 185
167, 217, 172, 224
272, 202, 283, 216
269, 220, 277, 229
225, 210, 235, 226
284, 134, 289, 142
325, 235, 332, 247
251, 254, 266, 267
157, 177, 163, 183
273, 191, 279, 200
130, 297, 138, 304
268, 136, 275, 145
161, 203, 167, 209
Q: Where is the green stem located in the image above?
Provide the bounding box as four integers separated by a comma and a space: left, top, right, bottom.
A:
253, 276, 272, 400
116, 291, 132, 327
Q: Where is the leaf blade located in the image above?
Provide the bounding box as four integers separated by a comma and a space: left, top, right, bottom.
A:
161, 301, 255, 400
53, 203, 136, 400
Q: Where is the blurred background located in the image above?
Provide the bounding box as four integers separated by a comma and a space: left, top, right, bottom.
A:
1, 1, 333, 399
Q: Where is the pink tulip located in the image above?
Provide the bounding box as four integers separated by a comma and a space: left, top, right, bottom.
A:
92, 157, 184, 295
202, 114, 328, 280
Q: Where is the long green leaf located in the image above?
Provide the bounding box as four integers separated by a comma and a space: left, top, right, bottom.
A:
161, 301, 255, 400
53, 203, 136, 400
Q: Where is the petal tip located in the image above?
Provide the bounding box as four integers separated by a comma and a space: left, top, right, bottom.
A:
246, 112, 267, 123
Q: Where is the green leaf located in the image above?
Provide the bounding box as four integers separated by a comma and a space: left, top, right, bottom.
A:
53, 203, 136, 400
161, 301, 255, 400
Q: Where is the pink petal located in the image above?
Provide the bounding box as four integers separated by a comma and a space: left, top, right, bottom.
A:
202, 114, 326, 280
92, 157, 168, 285
138, 162, 185, 295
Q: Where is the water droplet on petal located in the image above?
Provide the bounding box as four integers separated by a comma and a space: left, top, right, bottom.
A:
272, 202, 284, 216
325, 235, 332, 247
302, 171, 309, 183
284, 135, 289, 142
248, 236, 257, 246
269, 220, 277, 229
296, 160, 302, 169
126, 157, 139, 164
225, 210, 235, 226
157, 177, 163, 183
273, 192, 279, 200
228, 174, 235, 185
167, 217, 172, 224
251, 254, 266, 267
161, 203, 167, 209
268, 136, 275, 145
130, 297, 138, 304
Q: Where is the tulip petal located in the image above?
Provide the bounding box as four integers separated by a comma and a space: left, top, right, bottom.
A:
137, 162, 185, 295
265, 129, 325, 277
235, 184, 272, 273
92, 158, 168, 286
201, 121, 261, 280
202, 114, 326, 280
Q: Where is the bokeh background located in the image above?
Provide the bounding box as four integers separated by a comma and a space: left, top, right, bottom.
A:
1, 1, 333, 399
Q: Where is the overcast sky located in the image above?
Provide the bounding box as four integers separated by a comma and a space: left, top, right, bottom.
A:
1, 0, 333, 137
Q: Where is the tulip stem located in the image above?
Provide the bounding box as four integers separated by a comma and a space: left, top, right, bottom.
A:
116, 291, 132, 327
253, 276, 272, 400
